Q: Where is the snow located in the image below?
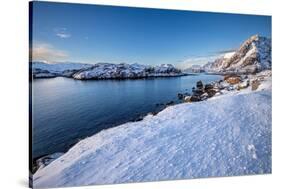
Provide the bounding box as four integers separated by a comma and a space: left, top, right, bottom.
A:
73, 63, 183, 80
35, 153, 64, 172
203, 35, 271, 73
32, 62, 184, 79
223, 52, 235, 59
33, 74, 272, 188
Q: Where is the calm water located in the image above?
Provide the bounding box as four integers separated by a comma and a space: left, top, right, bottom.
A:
32, 74, 222, 159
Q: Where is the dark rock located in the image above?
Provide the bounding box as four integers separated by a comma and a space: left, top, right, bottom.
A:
178, 92, 191, 100
134, 116, 144, 121
196, 80, 204, 89
155, 103, 164, 106
206, 89, 217, 97
200, 93, 209, 100
166, 101, 174, 106
32, 152, 64, 174
251, 80, 260, 91
204, 84, 214, 91
192, 89, 204, 96
177, 93, 184, 100
190, 95, 201, 102
148, 111, 158, 116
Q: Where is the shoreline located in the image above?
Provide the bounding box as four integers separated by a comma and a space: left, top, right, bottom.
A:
32, 73, 191, 80
32, 70, 272, 174
33, 69, 272, 187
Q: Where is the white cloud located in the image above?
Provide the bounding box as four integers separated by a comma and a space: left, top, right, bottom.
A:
56, 33, 71, 38
177, 49, 236, 69
54, 28, 71, 39
177, 54, 221, 69
31, 42, 68, 62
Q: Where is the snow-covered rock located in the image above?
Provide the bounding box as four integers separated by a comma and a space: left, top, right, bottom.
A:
203, 35, 271, 73
34, 153, 64, 172
33, 76, 271, 187
72, 63, 183, 80
32, 62, 183, 79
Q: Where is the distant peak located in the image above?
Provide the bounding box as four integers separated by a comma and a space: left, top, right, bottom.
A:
248, 34, 269, 42
250, 34, 260, 40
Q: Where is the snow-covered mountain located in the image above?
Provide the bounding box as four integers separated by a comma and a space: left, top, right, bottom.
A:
184, 65, 205, 73
73, 63, 182, 80
32, 62, 183, 79
203, 35, 271, 73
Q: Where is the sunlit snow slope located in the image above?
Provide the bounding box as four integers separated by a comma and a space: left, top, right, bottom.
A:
34, 84, 271, 188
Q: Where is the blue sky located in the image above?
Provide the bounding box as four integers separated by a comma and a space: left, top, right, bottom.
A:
31, 1, 271, 68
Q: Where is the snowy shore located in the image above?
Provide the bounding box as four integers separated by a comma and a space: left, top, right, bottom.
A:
32, 62, 184, 79
33, 71, 272, 188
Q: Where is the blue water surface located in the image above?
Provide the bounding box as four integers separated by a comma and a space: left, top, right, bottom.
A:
32, 74, 222, 159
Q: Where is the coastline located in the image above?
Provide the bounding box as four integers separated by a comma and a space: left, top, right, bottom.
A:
32, 70, 272, 177
33, 70, 272, 187
32, 73, 190, 80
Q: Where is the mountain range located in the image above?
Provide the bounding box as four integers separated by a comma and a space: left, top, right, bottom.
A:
32, 35, 271, 79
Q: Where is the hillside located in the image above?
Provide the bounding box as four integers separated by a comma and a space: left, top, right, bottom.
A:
203, 35, 271, 73
33, 72, 272, 188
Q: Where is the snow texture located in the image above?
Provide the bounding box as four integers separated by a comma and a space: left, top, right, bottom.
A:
33, 75, 272, 188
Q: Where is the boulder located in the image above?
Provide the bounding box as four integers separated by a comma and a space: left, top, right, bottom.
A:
196, 80, 204, 89
200, 93, 209, 100
251, 80, 260, 91
190, 95, 201, 102
178, 92, 192, 100
204, 84, 214, 91
237, 80, 250, 90
177, 93, 184, 100
206, 89, 217, 97
184, 96, 191, 102
193, 89, 204, 96
224, 75, 242, 84
33, 152, 64, 173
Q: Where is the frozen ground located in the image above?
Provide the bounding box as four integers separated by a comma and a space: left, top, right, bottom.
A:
33, 73, 272, 188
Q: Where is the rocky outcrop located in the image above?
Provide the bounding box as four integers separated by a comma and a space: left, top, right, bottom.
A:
33, 152, 64, 174
178, 70, 271, 103
224, 75, 242, 85
178, 80, 220, 102
73, 63, 183, 80
32, 62, 184, 80
203, 35, 271, 73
